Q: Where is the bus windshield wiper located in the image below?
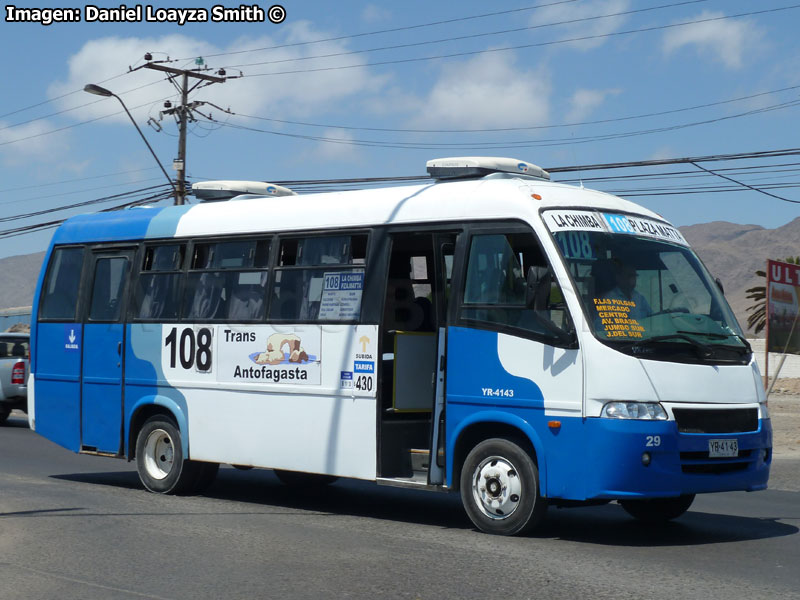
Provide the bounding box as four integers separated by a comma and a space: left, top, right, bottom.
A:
676, 330, 752, 353
627, 334, 713, 358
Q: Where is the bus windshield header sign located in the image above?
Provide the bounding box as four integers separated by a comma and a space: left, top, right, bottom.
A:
544, 209, 688, 246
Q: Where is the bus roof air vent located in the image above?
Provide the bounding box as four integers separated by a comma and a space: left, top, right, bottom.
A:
426, 157, 550, 181
191, 180, 297, 202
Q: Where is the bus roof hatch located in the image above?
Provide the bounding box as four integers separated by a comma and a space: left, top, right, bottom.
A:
192, 180, 297, 202
426, 157, 550, 181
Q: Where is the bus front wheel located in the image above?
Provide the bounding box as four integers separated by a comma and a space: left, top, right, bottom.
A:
460, 438, 547, 536
619, 494, 695, 523
135, 415, 205, 494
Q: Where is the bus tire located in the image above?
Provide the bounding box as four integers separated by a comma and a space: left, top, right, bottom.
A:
460, 437, 547, 536
273, 469, 338, 487
619, 494, 695, 523
135, 415, 198, 495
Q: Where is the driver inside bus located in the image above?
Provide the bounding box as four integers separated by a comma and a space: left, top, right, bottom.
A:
602, 259, 651, 321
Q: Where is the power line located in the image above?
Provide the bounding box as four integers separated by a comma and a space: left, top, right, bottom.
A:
233, 83, 800, 134
173, 0, 583, 62
0, 189, 173, 240
0, 184, 173, 223
690, 161, 800, 204
0, 78, 167, 134
0, 95, 172, 148
0, 70, 132, 121
0, 176, 168, 207
0, 166, 158, 194
242, 5, 800, 78
207, 97, 800, 150
223, 0, 711, 70
5, 147, 800, 240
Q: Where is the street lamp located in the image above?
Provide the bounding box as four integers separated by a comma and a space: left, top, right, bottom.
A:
83, 84, 179, 204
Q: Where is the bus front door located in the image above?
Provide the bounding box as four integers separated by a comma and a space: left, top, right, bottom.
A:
80, 249, 134, 454
379, 231, 456, 484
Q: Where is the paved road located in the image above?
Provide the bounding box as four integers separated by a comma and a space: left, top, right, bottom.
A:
2, 413, 800, 600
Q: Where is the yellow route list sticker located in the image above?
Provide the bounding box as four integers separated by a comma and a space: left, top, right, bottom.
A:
593, 298, 645, 338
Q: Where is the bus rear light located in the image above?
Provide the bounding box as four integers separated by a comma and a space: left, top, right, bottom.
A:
11, 362, 25, 385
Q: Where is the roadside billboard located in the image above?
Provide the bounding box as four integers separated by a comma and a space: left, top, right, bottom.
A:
767, 259, 800, 354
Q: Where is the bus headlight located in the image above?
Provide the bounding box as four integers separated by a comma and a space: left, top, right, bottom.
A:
601, 401, 667, 420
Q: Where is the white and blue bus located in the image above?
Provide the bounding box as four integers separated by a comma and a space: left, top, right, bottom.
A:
29, 157, 771, 535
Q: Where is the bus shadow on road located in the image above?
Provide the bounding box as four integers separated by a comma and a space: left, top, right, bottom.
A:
51, 468, 799, 543
206, 468, 473, 529
538, 504, 799, 546
52, 470, 144, 490
53, 467, 471, 529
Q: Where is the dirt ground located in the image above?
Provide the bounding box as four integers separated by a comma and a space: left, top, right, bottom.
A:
766, 379, 800, 458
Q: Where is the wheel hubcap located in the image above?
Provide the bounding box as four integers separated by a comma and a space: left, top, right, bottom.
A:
143, 428, 174, 480
472, 456, 522, 520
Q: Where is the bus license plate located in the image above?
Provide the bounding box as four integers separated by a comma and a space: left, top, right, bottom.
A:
708, 439, 738, 458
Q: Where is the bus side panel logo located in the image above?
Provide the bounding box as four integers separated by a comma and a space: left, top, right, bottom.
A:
217, 326, 322, 385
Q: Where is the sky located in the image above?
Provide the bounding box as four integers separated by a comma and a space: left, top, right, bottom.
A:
1, 0, 799, 259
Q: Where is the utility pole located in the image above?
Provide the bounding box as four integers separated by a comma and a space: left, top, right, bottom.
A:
143, 62, 225, 205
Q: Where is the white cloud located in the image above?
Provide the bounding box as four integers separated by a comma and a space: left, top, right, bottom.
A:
566, 88, 621, 122
48, 24, 383, 128
648, 146, 676, 161
310, 128, 363, 163
0, 119, 71, 166
409, 52, 551, 129
529, 0, 632, 51
662, 11, 763, 70
361, 4, 391, 24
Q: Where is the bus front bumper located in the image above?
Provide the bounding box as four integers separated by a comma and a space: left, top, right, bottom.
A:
578, 417, 772, 500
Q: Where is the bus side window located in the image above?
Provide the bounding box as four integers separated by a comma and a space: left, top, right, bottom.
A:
460, 232, 572, 342
133, 244, 184, 321
39, 247, 85, 321
184, 239, 270, 322
270, 234, 367, 322
89, 257, 130, 321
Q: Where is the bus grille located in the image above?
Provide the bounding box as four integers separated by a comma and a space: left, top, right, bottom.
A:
680, 462, 750, 475
672, 408, 758, 434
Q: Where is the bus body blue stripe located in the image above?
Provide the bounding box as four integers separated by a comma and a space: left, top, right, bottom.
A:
124, 324, 189, 457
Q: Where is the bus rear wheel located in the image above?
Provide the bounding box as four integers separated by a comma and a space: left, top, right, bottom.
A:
460, 438, 547, 536
619, 494, 695, 523
135, 415, 203, 494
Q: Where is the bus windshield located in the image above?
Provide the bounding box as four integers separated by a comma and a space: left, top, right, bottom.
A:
550, 219, 748, 363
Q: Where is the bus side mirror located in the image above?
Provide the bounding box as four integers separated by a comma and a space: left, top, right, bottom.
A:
526, 266, 552, 310
715, 277, 724, 295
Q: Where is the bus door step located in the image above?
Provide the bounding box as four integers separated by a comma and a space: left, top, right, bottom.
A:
410, 448, 430, 472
